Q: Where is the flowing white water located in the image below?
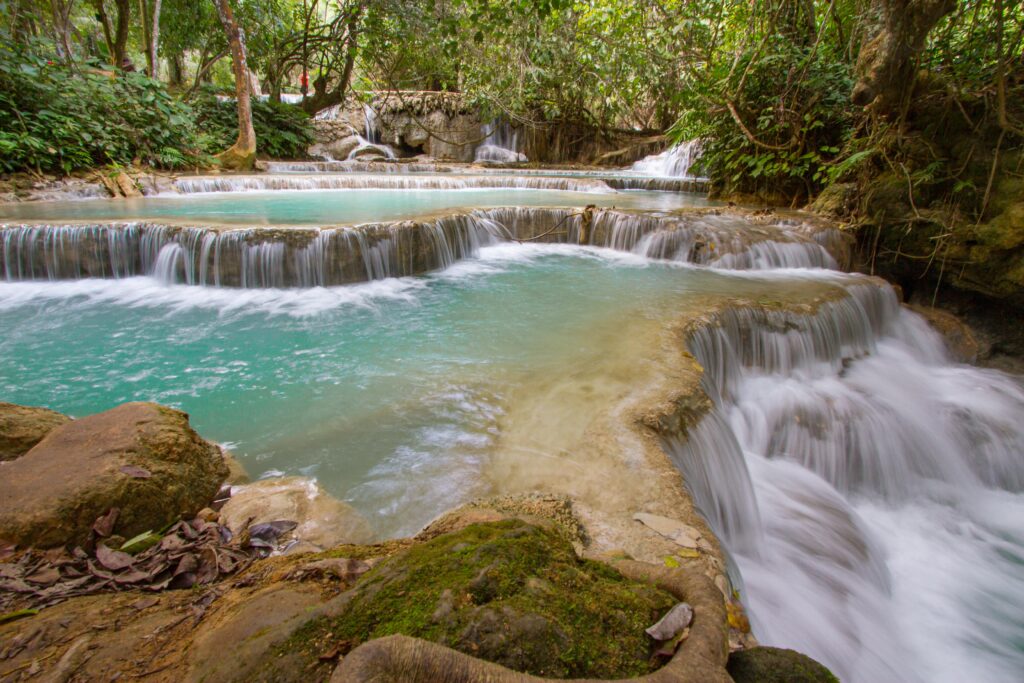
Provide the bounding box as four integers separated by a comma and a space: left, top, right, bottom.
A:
347, 105, 397, 160
670, 285, 1024, 683
475, 121, 527, 163
1, 210, 838, 286
631, 140, 704, 178
171, 174, 615, 194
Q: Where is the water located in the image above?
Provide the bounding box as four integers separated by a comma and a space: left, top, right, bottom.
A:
0, 247, 793, 538
632, 140, 704, 178
475, 121, 527, 163
1, 210, 838, 286
671, 287, 1024, 683
2, 169, 1022, 682
0, 188, 710, 226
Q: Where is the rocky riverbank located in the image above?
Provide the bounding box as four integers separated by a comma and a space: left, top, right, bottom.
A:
0, 398, 837, 682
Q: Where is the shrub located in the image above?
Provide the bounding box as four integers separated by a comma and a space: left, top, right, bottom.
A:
671, 37, 854, 201
192, 87, 314, 160
0, 39, 200, 174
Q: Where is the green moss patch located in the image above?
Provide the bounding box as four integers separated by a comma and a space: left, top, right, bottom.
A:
260, 519, 676, 681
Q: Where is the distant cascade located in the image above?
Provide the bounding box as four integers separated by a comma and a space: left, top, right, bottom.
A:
631, 140, 703, 178
171, 175, 616, 194
1, 210, 842, 287
346, 105, 397, 160
603, 177, 709, 193
669, 283, 1024, 683
262, 161, 452, 174
475, 121, 527, 163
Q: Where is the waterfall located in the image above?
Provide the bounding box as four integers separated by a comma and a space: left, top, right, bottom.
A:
1, 216, 511, 287
475, 121, 527, 163
152, 242, 184, 284
631, 140, 703, 178
344, 105, 397, 160
171, 174, 615, 194
673, 283, 1024, 683
1, 211, 843, 287
262, 161, 453, 174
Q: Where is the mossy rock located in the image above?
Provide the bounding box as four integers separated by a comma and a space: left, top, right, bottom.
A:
256, 519, 677, 681
727, 646, 838, 683
0, 402, 70, 462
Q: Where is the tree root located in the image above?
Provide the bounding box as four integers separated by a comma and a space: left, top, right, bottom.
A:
331, 558, 731, 683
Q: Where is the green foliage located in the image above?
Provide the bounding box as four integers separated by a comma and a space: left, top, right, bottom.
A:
0, 38, 200, 174
192, 87, 314, 159
671, 35, 854, 200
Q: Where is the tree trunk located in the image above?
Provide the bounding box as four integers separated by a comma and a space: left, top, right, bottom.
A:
138, 0, 151, 73
300, 7, 362, 116
91, 0, 115, 64
49, 0, 76, 64
112, 0, 130, 68
852, 0, 957, 116
168, 52, 183, 86
213, 0, 257, 170
149, 0, 161, 79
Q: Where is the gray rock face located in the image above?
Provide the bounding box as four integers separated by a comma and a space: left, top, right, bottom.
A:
0, 402, 70, 461
0, 402, 228, 548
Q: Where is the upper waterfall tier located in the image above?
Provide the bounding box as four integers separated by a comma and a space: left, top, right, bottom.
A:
1, 209, 842, 287
173, 174, 618, 194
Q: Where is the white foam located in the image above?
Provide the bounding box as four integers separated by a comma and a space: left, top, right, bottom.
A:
0, 276, 427, 318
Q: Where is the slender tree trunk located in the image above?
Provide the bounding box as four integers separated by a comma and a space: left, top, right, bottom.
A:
149, 0, 161, 79
91, 0, 116, 63
138, 0, 151, 73
112, 0, 130, 68
168, 51, 183, 86
49, 0, 76, 63
213, 0, 257, 170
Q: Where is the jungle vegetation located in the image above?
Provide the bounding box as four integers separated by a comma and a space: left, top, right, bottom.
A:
1, 0, 1022, 279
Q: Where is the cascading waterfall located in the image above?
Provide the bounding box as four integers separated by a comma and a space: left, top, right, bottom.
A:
262, 161, 452, 174
347, 105, 397, 160
475, 121, 527, 163
671, 282, 1024, 683
171, 174, 615, 194
256, 163, 710, 193
1, 210, 841, 287
631, 140, 704, 178
1, 216, 511, 287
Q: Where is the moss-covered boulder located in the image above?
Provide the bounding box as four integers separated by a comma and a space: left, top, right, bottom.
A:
0, 401, 70, 461
727, 646, 838, 683
0, 402, 228, 548
257, 519, 678, 681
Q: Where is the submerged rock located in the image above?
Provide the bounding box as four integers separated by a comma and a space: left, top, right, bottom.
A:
907, 303, 981, 364
727, 646, 839, 683
0, 402, 70, 461
218, 476, 374, 550
0, 402, 227, 548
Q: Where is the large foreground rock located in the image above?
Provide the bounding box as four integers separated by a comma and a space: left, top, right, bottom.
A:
0, 402, 70, 461
0, 402, 227, 548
